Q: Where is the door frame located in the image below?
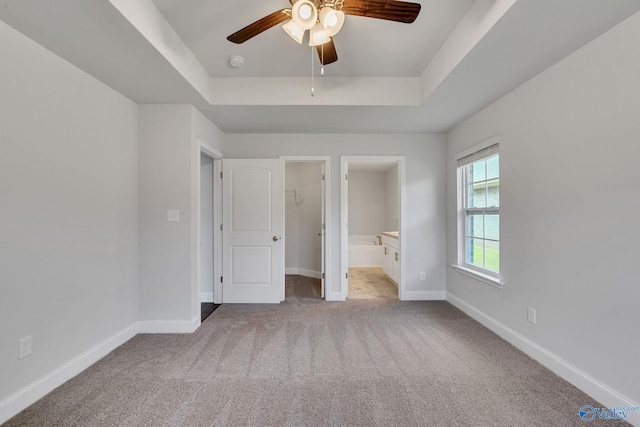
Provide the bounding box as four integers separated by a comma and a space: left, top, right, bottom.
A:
341, 156, 406, 300
280, 156, 332, 300
196, 141, 224, 310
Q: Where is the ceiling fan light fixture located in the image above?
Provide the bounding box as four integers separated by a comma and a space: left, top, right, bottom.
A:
319, 7, 344, 36
283, 20, 305, 44
292, 0, 317, 30
320, 7, 337, 27
309, 22, 330, 47
299, 4, 312, 19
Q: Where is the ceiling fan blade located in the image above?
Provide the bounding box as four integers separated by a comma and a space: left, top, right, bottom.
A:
227, 9, 290, 44
317, 38, 338, 65
342, 0, 421, 24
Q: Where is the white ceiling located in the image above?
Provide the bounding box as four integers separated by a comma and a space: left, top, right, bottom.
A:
1, 0, 640, 134
150, 0, 474, 77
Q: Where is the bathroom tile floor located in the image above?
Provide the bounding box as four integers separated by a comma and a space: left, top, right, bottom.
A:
348, 267, 398, 300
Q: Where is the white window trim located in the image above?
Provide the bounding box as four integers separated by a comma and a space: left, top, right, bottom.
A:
451, 264, 505, 289
453, 137, 505, 288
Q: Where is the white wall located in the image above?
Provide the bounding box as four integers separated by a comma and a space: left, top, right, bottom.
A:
199, 154, 214, 302
445, 11, 640, 414
0, 19, 138, 413
348, 171, 387, 236
223, 134, 447, 300
386, 165, 399, 232
139, 105, 225, 328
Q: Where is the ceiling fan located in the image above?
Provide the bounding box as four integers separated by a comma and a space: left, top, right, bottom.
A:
227, 0, 422, 66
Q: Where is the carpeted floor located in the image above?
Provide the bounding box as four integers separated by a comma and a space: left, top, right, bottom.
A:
5, 276, 624, 426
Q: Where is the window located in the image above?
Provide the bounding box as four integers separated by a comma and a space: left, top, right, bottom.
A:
464, 154, 499, 272
454, 140, 501, 286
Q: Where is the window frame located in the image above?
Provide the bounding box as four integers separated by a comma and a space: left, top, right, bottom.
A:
453, 138, 504, 288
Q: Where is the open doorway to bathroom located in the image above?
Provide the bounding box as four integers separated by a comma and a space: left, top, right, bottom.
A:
341, 157, 405, 300
283, 159, 328, 302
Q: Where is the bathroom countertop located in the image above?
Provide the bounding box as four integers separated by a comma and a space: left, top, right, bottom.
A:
382, 231, 399, 238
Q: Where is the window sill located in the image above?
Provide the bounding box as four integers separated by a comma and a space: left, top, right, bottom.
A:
451, 264, 505, 289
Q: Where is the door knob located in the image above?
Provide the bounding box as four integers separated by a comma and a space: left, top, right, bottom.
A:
273, 236, 280, 241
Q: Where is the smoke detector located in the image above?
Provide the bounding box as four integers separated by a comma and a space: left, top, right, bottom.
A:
229, 55, 245, 69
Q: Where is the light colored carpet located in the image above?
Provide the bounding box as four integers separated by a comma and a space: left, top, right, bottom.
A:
5, 276, 621, 426
348, 267, 398, 300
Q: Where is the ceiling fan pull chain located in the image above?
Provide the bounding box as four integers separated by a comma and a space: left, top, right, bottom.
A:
311, 46, 315, 97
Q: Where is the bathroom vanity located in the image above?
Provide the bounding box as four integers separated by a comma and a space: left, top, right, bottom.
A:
382, 232, 400, 285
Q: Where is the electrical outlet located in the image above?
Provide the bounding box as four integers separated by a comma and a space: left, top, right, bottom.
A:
419, 272, 426, 281
19, 336, 32, 359
527, 307, 536, 325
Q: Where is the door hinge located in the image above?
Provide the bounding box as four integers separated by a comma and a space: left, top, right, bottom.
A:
322, 273, 325, 279
345, 272, 348, 279
220, 224, 223, 231
322, 174, 325, 181
322, 223, 325, 230
220, 171, 223, 179
345, 174, 348, 181
220, 276, 223, 283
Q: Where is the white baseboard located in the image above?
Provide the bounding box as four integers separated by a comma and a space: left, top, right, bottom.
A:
298, 268, 321, 279
200, 292, 214, 303
402, 290, 446, 301
446, 292, 640, 426
285, 268, 321, 279
0, 323, 139, 425
137, 316, 200, 334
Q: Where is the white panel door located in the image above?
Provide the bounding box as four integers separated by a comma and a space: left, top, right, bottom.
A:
222, 159, 284, 303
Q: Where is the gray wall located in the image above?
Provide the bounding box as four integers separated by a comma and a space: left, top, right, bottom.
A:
0, 21, 138, 403
285, 162, 323, 276
297, 162, 323, 275
138, 105, 225, 324
285, 163, 301, 271
348, 171, 387, 236
223, 134, 447, 299
385, 165, 399, 232
445, 11, 640, 406
138, 105, 193, 322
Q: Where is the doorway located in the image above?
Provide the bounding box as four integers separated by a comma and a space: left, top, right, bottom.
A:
341, 156, 405, 300
200, 153, 215, 303
215, 157, 331, 304
197, 142, 223, 321
281, 156, 331, 301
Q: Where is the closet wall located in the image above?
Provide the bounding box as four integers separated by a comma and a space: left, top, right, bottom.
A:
285, 162, 323, 278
